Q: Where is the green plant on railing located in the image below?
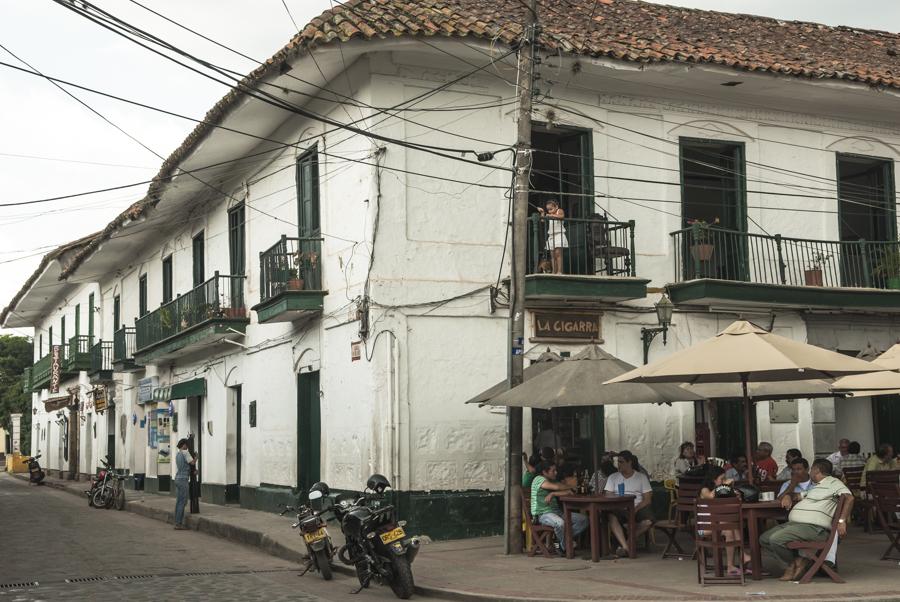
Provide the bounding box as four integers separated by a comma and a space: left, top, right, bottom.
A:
808, 252, 832, 270
160, 307, 173, 330
874, 246, 900, 289
687, 218, 720, 243
288, 249, 319, 290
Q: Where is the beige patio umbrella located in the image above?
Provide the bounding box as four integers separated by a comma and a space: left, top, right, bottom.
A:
606, 320, 884, 482
463, 351, 562, 405
832, 343, 900, 396
482, 345, 704, 408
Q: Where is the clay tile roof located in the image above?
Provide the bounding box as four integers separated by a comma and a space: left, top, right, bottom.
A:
288, 0, 900, 88
56, 0, 900, 281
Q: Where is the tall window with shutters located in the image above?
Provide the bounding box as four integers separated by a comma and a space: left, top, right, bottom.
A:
162, 256, 173, 303
139, 274, 148, 317
296, 147, 320, 238
193, 232, 205, 286
228, 204, 245, 276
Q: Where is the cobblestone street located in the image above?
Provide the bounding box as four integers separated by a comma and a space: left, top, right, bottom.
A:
0, 475, 433, 601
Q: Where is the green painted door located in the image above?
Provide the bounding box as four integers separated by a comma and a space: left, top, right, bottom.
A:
297, 371, 321, 493
715, 400, 757, 463
873, 395, 900, 453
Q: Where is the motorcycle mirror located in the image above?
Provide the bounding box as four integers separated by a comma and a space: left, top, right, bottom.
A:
308, 490, 323, 501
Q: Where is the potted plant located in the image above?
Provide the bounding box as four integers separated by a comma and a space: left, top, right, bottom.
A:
288, 249, 320, 291
160, 307, 173, 331
874, 247, 900, 290
687, 218, 719, 262
804, 252, 831, 287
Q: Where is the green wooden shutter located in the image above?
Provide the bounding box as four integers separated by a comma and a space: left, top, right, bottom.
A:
74, 304, 80, 338
88, 293, 95, 340
60, 316, 66, 352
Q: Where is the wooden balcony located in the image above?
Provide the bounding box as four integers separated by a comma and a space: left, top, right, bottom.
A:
252, 236, 326, 323
89, 340, 114, 383
134, 273, 249, 363
667, 225, 900, 311
112, 326, 141, 372
524, 215, 648, 307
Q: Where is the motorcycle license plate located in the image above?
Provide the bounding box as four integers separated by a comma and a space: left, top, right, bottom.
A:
379, 527, 405, 544
303, 527, 326, 543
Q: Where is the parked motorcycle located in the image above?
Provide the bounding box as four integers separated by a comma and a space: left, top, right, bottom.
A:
23, 454, 45, 485
280, 481, 335, 580
86, 456, 125, 510
332, 474, 419, 600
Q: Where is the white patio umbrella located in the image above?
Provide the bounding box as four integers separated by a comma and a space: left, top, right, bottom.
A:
832, 343, 900, 396
605, 320, 885, 482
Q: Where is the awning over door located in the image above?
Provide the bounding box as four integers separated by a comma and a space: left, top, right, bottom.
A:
151, 378, 206, 402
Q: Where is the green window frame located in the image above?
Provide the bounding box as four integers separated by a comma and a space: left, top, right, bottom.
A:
38, 334, 43, 357
113, 295, 121, 331
192, 232, 205, 286
48, 326, 53, 349
162, 255, 173, 303
74, 304, 80, 338
139, 274, 148, 317
228, 204, 245, 276
60, 316, 66, 352
88, 293, 95, 340
296, 147, 320, 237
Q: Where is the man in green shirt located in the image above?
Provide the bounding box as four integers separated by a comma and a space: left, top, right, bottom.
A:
861, 443, 898, 487
760, 458, 853, 581
531, 461, 586, 554
522, 454, 539, 489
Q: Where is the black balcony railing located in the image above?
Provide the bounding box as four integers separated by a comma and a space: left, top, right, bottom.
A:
90, 340, 113, 375
113, 327, 136, 363
527, 215, 636, 277
671, 224, 900, 289
259, 235, 323, 304
135, 272, 246, 352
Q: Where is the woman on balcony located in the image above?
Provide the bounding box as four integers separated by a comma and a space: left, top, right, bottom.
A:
538, 199, 568, 274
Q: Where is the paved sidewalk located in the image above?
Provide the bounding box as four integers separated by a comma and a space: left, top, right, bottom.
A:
15, 474, 900, 601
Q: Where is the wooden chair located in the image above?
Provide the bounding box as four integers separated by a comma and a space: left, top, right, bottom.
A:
663, 478, 678, 521
654, 476, 704, 559
787, 495, 850, 584
521, 490, 556, 558
694, 498, 745, 586
843, 465, 874, 531
869, 481, 900, 561
867, 469, 900, 487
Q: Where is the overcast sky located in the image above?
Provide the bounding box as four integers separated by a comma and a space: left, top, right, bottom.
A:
2, 0, 899, 337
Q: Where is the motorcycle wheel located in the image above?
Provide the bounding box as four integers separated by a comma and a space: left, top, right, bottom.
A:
114, 486, 125, 510
92, 488, 110, 509
88, 490, 95, 507
389, 555, 415, 600
314, 549, 333, 581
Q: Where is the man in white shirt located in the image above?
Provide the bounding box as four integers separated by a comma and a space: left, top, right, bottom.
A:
603, 450, 653, 557
826, 439, 850, 475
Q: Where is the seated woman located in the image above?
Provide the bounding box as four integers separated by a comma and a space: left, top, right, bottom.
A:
698, 466, 751, 576
673, 441, 700, 477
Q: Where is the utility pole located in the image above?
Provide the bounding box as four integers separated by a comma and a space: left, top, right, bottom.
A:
505, 0, 538, 555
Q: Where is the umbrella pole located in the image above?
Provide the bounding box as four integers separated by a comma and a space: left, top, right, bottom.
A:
741, 375, 755, 486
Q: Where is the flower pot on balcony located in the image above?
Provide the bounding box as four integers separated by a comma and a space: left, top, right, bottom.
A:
224, 307, 245, 319
804, 268, 824, 287
287, 278, 305, 291
690, 243, 715, 262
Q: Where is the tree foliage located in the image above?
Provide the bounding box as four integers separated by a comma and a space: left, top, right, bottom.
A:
0, 335, 33, 453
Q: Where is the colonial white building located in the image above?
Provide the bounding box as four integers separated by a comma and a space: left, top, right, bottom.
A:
4, 0, 900, 537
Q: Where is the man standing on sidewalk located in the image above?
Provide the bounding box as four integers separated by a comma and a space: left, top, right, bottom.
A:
174, 438, 196, 530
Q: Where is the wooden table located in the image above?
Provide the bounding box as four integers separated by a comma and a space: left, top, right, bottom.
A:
742, 500, 788, 580
560, 494, 637, 562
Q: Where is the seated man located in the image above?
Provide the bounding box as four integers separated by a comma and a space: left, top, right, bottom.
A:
861, 443, 898, 487
604, 450, 653, 557
776, 448, 802, 481
777, 458, 813, 501
840, 441, 867, 473
755, 441, 778, 481
725, 454, 749, 482
531, 460, 587, 554
761, 459, 853, 581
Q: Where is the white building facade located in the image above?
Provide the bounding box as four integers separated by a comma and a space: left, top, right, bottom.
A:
5, 1, 900, 537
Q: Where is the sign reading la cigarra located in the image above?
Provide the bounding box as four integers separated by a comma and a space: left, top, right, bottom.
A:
532, 311, 603, 342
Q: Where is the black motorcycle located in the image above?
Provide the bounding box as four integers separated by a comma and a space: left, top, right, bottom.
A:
23, 454, 44, 485
280, 482, 335, 580
86, 456, 125, 510
332, 474, 419, 600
